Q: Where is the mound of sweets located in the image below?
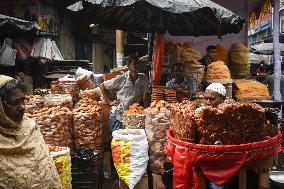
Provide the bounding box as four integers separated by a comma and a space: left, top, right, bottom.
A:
170, 101, 197, 142
170, 101, 278, 144
76, 74, 96, 90
25, 95, 44, 114
27, 106, 73, 148
145, 100, 172, 173
123, 103, 145, 129
124, 103, 144, 115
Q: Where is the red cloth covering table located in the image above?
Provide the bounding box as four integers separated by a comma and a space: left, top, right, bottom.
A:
165, 129, 283, 189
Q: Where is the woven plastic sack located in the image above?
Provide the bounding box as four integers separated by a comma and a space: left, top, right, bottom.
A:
112, 129, 149, 189
50, 147, 71, 189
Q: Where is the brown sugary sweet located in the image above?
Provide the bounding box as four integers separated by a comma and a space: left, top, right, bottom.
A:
25, 95, 44, 114
124, 103, 144, 115
76, 75, 96, 90
73, 96, 110, 150
30, 106, 73, 148
43, 94, 73, 109
170, 101, 197, 142
234, 79, 269, 99
47, 144, 62, 152
169, 101, 278, 145
196, 102, 278, 144
123, 103, 145, 129
145, 100, 172, 174
73, 111, 103, 150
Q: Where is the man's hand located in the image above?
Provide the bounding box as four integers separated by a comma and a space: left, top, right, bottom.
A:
100, 83, 112, 104
110, 100, 120, 106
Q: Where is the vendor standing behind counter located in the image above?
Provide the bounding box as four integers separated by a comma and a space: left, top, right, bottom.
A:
166, 63, 196, 97
200, 45, 217, 71
100, 54, 150, 131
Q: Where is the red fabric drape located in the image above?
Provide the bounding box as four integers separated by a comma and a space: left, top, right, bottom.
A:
165, 129, 283, 189
152, 33, 165, 85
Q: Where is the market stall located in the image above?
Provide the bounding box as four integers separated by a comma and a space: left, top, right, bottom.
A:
20, 47, 283, 189
64, 1, 284, 189
0, 0, 265, 188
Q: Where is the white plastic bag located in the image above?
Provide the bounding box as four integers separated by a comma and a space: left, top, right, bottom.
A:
51, 40, 64, 60
0, 38, 17, 66
112, 129, 149, 189
32, 37, 63, 60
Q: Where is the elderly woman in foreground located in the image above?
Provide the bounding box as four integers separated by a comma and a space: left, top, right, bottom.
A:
0, 75, 62, 189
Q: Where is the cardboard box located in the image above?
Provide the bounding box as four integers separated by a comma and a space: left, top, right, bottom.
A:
152, 174, 166, 189
119, 174, 149, 189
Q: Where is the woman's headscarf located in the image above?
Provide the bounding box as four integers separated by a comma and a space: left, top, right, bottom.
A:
0, 75, 18, 128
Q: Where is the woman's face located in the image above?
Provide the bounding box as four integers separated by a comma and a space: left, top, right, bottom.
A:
2, 88, 26, 123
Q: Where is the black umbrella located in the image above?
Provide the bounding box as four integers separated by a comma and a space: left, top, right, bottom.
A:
67, 0, 244, 37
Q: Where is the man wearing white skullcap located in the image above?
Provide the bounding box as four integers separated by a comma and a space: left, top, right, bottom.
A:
204, 83, 226, 107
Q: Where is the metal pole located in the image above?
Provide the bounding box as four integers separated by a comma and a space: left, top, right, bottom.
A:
273, 0, 281, 101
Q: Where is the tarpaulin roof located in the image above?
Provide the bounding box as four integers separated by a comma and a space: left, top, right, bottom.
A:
0, 14, 41, 37
250, 42, 284, 56
67, 0, 245, 37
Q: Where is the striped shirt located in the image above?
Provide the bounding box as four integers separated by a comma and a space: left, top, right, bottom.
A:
166, 77, 196, 97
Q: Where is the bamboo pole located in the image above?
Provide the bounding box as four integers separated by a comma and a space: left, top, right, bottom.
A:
116, 30, 125, 67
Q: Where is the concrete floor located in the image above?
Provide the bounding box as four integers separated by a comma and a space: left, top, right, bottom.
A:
102, 178, 119, 189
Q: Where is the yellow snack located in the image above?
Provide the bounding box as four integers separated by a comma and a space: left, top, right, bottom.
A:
214, 44, 228, 64
229, 42, 250, 77
205, 60, 231, 80
51, 148, 71, 189
234, 79, 270, 99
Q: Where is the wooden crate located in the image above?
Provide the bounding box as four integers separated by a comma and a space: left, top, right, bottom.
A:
197, 156, 275, 189
236, 96, 273, 102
